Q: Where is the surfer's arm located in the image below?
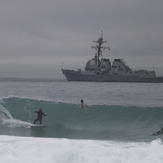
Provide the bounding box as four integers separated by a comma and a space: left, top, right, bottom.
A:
43, 112, 46, 116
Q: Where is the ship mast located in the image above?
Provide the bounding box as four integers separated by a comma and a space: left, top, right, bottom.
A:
91, 31, 110, 68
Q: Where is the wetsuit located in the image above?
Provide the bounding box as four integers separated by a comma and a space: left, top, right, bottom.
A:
34, 110, 46, 124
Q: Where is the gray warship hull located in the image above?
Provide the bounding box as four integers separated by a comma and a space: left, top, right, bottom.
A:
62, 69, 163, 83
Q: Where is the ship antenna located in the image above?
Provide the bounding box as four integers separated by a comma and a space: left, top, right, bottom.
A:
114, 48, 116, 59
61, 62, 63, 70
101, 30, 103, 38
91, 31, 110, 68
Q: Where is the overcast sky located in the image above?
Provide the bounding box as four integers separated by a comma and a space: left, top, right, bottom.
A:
0, 0, 163, 79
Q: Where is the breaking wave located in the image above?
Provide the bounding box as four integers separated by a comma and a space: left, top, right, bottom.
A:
0, 97, 162, 141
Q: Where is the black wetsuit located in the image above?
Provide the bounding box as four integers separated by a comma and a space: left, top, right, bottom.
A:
34, 110, 46, 124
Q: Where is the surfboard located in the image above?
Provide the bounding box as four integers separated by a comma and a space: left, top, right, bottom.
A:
152, 130, 163, 136
31, 124, 46, 127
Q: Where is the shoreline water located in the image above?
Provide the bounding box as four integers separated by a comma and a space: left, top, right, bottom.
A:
0, 135, 163, 163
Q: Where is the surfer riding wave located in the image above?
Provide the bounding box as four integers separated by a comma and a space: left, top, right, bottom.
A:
34, 108, 46, 125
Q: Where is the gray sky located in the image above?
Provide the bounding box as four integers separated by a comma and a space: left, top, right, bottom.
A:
0, 0, 163, 79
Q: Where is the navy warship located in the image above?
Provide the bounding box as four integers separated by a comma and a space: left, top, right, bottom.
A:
62, 32, 163, 82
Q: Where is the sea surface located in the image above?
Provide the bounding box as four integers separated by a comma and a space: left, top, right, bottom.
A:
0, 78, 163, 163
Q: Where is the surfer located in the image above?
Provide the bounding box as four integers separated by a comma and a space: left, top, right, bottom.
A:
34, 108, 46, 124
152, 127, 163, 136
80, 99, 89, 109
81, 99, 84, 108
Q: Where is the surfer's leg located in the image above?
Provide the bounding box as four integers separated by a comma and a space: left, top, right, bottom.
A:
40, 119, 42, 124
34, 118, 38, 124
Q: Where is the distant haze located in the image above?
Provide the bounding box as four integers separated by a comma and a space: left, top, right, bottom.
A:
0, 0, 163, 79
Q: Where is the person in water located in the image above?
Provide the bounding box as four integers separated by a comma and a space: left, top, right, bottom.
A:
152, 127, 163, 136
80, 99, 84, 108
34, 108, 46, 124
80, 99, 89, 108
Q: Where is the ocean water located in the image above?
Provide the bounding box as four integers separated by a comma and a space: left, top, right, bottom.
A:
0, 79, 163, 162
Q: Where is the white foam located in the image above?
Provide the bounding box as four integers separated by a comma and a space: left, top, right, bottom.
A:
0, 104, 32, 128
0, 105, 13, 119
0, 136, 163, 163
1, 118, 32, 128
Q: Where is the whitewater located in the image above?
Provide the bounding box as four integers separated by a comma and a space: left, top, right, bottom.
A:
0, 79, 163, 163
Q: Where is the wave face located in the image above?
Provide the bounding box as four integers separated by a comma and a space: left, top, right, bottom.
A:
0, 97, 162, 142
